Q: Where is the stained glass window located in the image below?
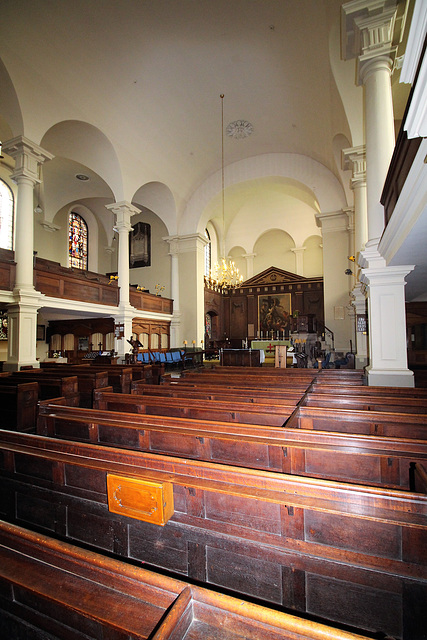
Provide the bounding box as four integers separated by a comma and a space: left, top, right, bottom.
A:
69, 212, 88, 269
0, 179, 14, 250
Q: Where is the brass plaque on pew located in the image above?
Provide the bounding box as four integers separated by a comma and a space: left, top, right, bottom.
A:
107, 474, 174, 526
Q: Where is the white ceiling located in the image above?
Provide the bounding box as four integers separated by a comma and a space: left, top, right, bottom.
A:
0, 1, 361, 206
1, 0, 423, 305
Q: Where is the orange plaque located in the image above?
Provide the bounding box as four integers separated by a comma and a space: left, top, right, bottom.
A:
107, 474, 174, 526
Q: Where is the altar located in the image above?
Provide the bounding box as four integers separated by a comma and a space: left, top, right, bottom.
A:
251, 340, 290, 356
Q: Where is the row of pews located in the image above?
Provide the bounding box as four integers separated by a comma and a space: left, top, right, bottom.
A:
0, 363, 426, 639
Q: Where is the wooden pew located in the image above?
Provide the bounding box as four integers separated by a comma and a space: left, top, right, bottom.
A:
0, 380, 38, 432
37, 401, 427, 489
93, 390, 294, 426
1, 429, 425, 639
163, 377, 312, 396
206, 365, 319, 378
0, 372, 79, 405
0, 520, 372, 640
289, 405, 427, 439
302, 392, 427, 414
309, 382, 427, 397
160, 378, 311, 397
180, 371, 314, 387
130, 381, 305, 405
44, 364, 133, 394
14, 367, 107, 407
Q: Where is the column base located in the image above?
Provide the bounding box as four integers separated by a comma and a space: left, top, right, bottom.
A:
356, 355, 368, 369
3, 360, 41, 372
365, 366, 414, 388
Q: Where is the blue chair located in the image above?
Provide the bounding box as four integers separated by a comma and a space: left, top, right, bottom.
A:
165, 352, 174, 368
159, 352, 166, 364
171, 350, 184, 367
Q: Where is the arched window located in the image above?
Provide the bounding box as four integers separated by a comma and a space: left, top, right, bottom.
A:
69, 212, 88, 269
0, 179, 14, 250
204, 228, 211, 277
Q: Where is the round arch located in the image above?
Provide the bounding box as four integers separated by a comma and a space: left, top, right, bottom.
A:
132, 182, 177, 236
41, 120, 124, 202
181, 153, 348, 237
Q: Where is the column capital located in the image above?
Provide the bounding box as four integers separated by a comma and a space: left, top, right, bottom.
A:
164, 233, 207, 254
342, 145, 367, 188
163, 236, 180, 256
242, 253, 256, 259
3, 135, 54, 185
38, 219, 61, 233
315, 209, 352, 233
290, 246, 306, 255
360, 262, 415, 288
106, 201, 139, 230
341, 0, 403, 85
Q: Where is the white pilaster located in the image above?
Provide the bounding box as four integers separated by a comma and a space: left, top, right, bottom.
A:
173, 233, 207, 347
360, 256, 415, 386
165, 236, 182, 347
316, 210, 354, 353
290, 247, 306, 276
243, 253, 256, 280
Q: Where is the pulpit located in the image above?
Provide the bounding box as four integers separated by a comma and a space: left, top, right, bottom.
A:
275, 345, 287, 368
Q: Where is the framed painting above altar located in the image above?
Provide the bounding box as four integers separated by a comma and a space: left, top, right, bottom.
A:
258, 293, 291, 335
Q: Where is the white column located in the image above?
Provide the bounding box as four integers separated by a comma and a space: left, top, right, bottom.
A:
4, 136, 54, 290
351, 283, 368, 369
361, 56, 395, 244
290, 247, 306, 276
342, 1, 400, 247
2, 136, 53, 370
164, 236, 182, 347
342, 145, 367, 258
243, 253, 256, 280
342, 1, 414, 386
343, 146, 369, 368
105, 201, 139, 361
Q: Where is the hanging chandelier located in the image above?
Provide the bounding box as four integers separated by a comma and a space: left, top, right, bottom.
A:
205, 257, 243, 292
204, 94, 244, 293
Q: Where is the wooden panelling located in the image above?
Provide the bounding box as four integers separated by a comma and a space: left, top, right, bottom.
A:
130, 289, 173, 314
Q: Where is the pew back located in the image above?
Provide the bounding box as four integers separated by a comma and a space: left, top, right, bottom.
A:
93, 390, 293, 426
37, 401, 427, 489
